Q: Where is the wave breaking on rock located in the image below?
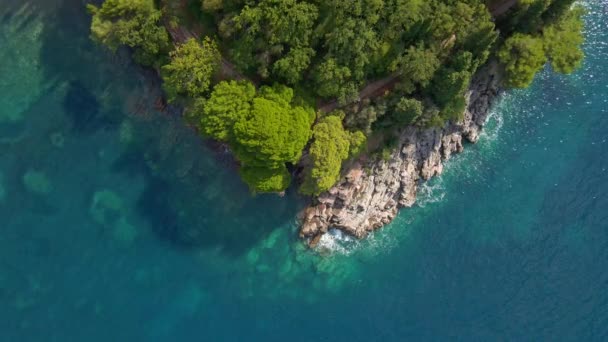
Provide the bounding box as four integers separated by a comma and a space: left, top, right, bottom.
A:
300, 61, 503, 247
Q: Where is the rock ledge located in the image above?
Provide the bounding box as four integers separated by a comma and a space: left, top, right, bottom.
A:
300, 62, 502, 245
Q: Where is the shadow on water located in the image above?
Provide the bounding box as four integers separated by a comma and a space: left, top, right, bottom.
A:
108, 106, 305, 256
62, 80, 121, 133
40, 0, 130, 135
136, 173, 303, 256
37, 0, 98, 83
116, 132, 305, 256
23, 0, 304, 257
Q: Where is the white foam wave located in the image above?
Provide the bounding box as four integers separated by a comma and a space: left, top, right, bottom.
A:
314, 228, 359, 255
478, 108, 504, 143
417, 178, 446, 208
313, 225, 403, 256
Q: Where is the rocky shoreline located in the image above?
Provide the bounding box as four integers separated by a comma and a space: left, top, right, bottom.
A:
300, 61, 503, 246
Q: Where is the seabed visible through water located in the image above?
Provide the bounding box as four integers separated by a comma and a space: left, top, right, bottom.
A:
1, 0, 608, 340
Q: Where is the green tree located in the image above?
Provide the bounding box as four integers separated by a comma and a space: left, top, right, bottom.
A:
233, 85, 313, 168
202, 0, 224, 12
500, 0, 552, 34
542, 7, 585, 74
393, 98, 423, 125
318, 0, 383, 85
458, 3, 498, 67
161, 37, 221, 102
391, 44, 441, 92
300, 115, 352, 196
230, 0, 318, 82
88, 0, 169, 67
193, 81, 314, 193
240, 166, 292, 193
380, 0, 425, 42
197, 80, 256, 142
543, 0, 577, 22
348, 131, 367, 157
428, 51, 473, 121
498, 33, 547, 88
313, 58, 358, 103
272, 47, 316, 85
344, 100, 387, 134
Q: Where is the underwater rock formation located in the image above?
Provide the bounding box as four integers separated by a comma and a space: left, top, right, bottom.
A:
90, 189, 138, 244
22, 169, 53, 195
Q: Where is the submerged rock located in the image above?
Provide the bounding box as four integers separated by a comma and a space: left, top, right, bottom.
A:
22, 169, 52, 195
90, 189, 139, 244
50, 131, 65, 148
301, 61, 502, 243
112, 217, 138, 244
90, 189, 124, 226
119, 119, 134, 145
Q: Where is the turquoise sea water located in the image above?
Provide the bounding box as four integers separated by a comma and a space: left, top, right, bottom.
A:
1, 0, 608, 340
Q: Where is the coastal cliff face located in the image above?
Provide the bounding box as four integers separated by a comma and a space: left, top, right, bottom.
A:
300, 61, 503, 245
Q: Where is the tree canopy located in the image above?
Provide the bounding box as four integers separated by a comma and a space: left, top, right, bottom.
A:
88, 0, 169, 67
233, 85, 314, 169
161, 37, 221, 102
190, 81, 314, 193
498, 33, 547, 88
197, 80, 256, 142
301, 114, 366, 196
228, 0, 318, 83
542, 7, 585, 74
498, 5, 584, 88
89, 0, 586, 196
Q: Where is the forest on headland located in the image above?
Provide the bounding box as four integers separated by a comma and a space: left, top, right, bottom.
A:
87, 0, 584, 195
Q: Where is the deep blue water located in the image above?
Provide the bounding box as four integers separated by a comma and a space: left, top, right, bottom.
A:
1, 0, 607, 340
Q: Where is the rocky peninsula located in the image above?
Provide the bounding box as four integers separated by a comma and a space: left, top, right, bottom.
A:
301, 61, 502, 246
87, 0, 585, 247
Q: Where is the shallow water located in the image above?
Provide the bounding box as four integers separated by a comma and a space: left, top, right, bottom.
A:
1, 0, 607, 340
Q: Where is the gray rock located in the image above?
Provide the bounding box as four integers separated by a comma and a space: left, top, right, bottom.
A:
300, 61, 502, 243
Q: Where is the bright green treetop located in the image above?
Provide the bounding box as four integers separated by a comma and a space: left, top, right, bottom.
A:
348, 130, 367, 158
233, 85, 314, 168
498, 33, 547, 88
497, 1, 584, 88
198, 80, 256, 142
301, 113, 366, 196
161, 37, 221, 102
88, 0, 169, 67
239, 166, 292, 194
543, 7, 585, 74
190, 81, 314, 193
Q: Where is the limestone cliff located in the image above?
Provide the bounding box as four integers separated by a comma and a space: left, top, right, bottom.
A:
300, 61, 503, 246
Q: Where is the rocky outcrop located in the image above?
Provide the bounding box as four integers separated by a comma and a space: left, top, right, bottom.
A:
300, 61, 502, 245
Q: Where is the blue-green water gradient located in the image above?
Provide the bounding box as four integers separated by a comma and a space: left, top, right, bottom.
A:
1, 0, 607, 340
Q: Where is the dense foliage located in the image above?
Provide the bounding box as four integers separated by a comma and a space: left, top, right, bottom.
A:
197, 80, 256, 142
89, 0, 585, 195
87, 0, 169, 67
161, 37, 221, 102
191, 81, 315, 193
206, 0, 501, 110
497, 1, 585, 87
498, 34, 547, 88
301, 113, 366, 196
